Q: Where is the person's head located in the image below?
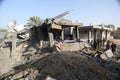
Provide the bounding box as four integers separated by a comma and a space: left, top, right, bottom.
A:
107, 40, 110, 43
112, 42, 114, 44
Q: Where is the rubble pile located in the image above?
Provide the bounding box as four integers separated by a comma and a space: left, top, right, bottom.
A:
2, 51, 119, 80
34, 52, 120, 80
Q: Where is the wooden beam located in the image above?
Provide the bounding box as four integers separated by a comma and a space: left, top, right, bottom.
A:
61, 28, 64, 40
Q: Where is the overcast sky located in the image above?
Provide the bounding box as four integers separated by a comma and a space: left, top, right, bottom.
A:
0, 0, 120, 28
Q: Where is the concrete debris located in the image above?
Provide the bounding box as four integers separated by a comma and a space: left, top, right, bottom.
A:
100, 49, 114, 60
0, 51, 119, 80
45, 75, 57, 80
53, 42, 64, 52
84, 42, 91, 48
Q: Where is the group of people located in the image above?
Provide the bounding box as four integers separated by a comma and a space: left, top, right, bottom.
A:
106, 40, 116, 53
92, 38, 106, 50
91, 38, 116, 53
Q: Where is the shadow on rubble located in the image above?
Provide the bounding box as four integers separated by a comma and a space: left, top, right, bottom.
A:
22, 41, 39, 53
11, 51, 120, 80
22, 40, 52, 57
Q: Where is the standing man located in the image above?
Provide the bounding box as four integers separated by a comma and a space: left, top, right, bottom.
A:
93, 40, 97, 50
111, 42, 116, 53
106, 40, 110, 50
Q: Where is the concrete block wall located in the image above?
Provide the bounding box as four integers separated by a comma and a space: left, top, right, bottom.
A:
62, 42, 85, 51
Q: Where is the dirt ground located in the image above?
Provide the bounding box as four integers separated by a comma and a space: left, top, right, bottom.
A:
8, 51, 119, 80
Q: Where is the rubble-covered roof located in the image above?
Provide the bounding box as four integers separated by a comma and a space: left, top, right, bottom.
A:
57, 18, 83, 27
79, 25, 113, 31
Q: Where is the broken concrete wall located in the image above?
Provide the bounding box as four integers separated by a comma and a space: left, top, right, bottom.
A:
62, 42, 85, 51
79, 29, 89, 41
0, 48, 12, 75
0, 42, 25, 76
79, 29, 94, 41
100, 49, 114, 60
106, 31, 111, 40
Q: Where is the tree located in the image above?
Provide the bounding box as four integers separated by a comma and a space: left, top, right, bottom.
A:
28, 16, 43, 43
28, 16, 43, 27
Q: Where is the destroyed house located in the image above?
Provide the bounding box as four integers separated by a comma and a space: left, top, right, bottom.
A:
58, 19, 83, 41
37, 19, 114, 51
37, 19, 85, 51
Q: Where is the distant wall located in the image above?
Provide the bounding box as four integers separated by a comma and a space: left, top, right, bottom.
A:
0, 32, 6, 39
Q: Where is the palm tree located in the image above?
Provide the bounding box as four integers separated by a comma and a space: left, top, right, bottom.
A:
28, 16, 43, 27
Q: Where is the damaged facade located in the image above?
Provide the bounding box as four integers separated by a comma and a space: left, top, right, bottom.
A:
38, 18, 84, 51
79, 25, 114, 42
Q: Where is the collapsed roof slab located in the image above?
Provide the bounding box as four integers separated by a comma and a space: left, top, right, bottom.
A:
79, 25, 113, 31
57, 18, 83, 28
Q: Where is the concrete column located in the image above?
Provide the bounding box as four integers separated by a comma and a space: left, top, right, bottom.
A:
105, 30, 108, 40
61, 28, 64, 40
70, 27, 73, 35
94, 29, 97, 41
48, 32, 54, 47
75, 26, 80, 41
39, 28, 43, 48
100, 30, 103, 40
107, 31, 111, 40
47, 25, 54, 47
88, 30, 92, 42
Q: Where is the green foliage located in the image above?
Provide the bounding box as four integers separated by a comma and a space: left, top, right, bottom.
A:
28, 16, 43, 27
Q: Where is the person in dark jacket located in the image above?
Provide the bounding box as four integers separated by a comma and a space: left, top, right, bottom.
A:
111, 42, 116, 53
106, 40, 110, 50
97, 38, 100, 48
93, 40, 97, 50
102, 38, 106, 46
